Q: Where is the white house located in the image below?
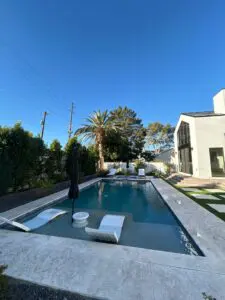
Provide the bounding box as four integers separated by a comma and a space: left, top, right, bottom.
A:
153, 148, 175, 165
174, 89, 225, 178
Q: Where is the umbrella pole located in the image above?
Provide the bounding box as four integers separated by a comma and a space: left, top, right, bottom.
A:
68, 144, 80, 225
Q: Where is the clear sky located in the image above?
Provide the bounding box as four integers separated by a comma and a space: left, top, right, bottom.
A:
1, 0, 225, 146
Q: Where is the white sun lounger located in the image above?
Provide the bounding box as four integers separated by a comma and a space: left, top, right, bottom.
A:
85, 214, 125, 243
107, 168, 117, 176
0, 208, 67, 232
138, 168, 145, 177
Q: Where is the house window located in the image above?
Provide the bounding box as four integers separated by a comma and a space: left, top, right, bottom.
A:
177, 121, 192, 174
178, 121, 190, 147
209, 148, 225, 177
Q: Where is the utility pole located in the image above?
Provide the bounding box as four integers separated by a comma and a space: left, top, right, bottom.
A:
40, 111, 48, 140
68, 102, 74, 140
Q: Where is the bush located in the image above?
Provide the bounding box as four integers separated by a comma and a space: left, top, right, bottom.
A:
164, 163, 175, 176
0, 123, 97, 197
145, 171, 155, 176
65, 138, 97, 180
97, 170, 109, 177
0, 150, 13, 195
45, 139, 64, 182
141, 150, 154, 162
33, 179, 54, 189
124, 169, 132, 176
134, 159, 146, 173
112, 163, 120, 169
0, 265, 8, 300
202, 293, 216, 300
116, 170, 126, 175
0, 123, 46, 196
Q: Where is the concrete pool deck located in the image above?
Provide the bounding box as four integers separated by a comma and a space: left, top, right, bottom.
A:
1, 178, 225, 299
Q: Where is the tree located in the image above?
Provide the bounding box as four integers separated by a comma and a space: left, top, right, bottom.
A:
79, 145, 97, 176
146, 122, 174, 153
0, 128, 13, 195
0, 123, 46, 194
141, 150, 154, 162
105, 106, 146, 162
45, 139, 63, 182
64, 137, 97, 180
75, 110, 115, 170
64, 136, 79, 178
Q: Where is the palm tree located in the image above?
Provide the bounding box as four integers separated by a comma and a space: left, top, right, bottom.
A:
75, 110, 115, 171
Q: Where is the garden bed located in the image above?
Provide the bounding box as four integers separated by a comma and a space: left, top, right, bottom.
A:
0, 175, 97, 213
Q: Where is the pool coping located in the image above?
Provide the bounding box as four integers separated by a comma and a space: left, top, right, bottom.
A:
0, 178, 102, 225
1, 177, 225, 299
151, 178, 225, 260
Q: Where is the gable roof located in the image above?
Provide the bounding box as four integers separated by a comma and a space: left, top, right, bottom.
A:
181, 111, 225, 117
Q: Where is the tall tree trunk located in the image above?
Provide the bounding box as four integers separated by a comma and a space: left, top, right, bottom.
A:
98, 141, 104, 171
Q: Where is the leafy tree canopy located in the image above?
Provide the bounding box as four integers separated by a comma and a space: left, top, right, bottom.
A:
146, 122, 174, 153
104, 106, 146, 162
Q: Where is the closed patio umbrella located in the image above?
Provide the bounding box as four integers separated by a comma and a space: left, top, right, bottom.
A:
68, 144, 79, 220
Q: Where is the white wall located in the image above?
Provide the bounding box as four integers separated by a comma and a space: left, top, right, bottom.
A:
174, 115, 198, 176
104, 162, 167, 174
213, 89, 225, 114
154, 148, 175, 165
194, 116, 225, 178
174, 114, 225, 178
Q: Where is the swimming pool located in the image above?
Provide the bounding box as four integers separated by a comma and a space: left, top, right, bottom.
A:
12, 180, 202, 255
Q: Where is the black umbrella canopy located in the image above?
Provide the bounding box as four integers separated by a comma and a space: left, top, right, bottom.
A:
68, 143, 79, 200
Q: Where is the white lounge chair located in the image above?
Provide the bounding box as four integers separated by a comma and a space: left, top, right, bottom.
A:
0, 208, 67, 232
138, 169, 145, 177
107, 168, 117, 176
85, 214, 125, 243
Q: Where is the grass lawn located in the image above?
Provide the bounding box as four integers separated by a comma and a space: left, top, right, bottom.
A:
167, 181, 225, 223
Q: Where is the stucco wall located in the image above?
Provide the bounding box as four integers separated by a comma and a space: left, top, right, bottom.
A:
174, 114, 225, 178
154, 148, 175, 165
174, 115, 198, 176
194, 116, 225, 178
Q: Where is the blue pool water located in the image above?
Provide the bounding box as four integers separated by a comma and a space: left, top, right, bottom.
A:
18, 181, 202, 255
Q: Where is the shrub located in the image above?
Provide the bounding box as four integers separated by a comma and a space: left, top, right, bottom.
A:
0, 265, 8, 300
124, 169, 132, 176
34, 179, 54, 189
164, 163, 175, 176
0, 123, 46, 195
145, 171, 155, 176
0, 123, 97, 197
65, 138, 97, 179
80, 146, 97, 176
45, 139, 64, 182
141, 150, 154, 162
97, 170, 109, 177
134, 159, 146, 173
112, 163, 120, 169
202, 292, 216, 300
116, 170, 126, 175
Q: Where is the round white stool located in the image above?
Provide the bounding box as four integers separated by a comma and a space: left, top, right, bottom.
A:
72, 212, 89, 228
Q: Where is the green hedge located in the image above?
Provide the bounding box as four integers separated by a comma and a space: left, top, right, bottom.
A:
64, 137, 97, 182
0, 124, 97, 196
0, 123, 46, 195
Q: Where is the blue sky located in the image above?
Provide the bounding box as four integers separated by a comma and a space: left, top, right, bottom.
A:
1, 0, 225, 146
